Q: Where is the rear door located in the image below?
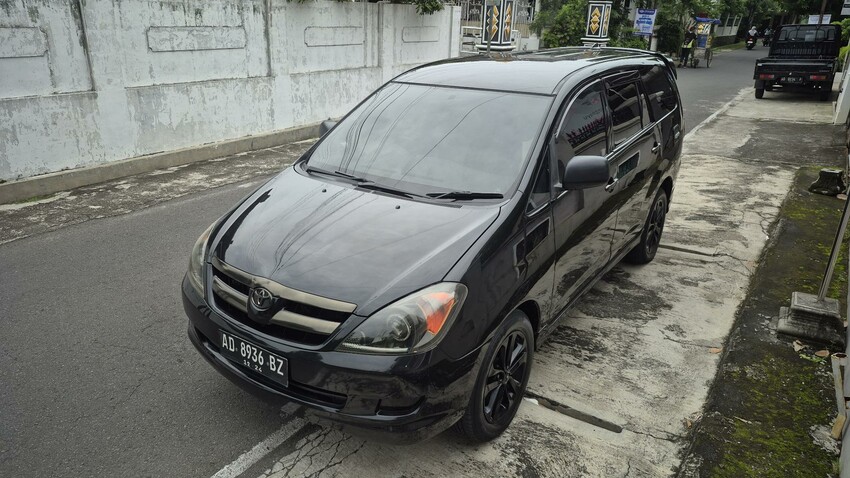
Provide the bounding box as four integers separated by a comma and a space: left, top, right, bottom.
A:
603, 72, 661, 254
641, 65, 682, 166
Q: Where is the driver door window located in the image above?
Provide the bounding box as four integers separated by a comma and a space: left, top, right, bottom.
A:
555, 82, 607, 182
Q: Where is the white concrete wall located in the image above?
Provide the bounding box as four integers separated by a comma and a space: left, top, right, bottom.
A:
0, 0, 461, 181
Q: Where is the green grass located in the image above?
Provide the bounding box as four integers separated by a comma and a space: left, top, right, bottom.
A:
11, 193, 55, 205
713, 42, 747, 53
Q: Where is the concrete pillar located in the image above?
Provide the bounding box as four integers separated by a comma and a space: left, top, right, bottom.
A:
476, 0, 516, 51
581, 1, 613, 46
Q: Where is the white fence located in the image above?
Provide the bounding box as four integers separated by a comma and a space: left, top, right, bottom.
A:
0, 0, 462, 182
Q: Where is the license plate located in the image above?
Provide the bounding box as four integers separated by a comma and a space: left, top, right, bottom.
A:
784, 76, 803, 83
218, 330, 289, 387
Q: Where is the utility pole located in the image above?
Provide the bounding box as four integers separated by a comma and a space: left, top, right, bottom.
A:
818, 0, 829, 24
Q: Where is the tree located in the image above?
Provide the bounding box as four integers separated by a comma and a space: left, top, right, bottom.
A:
531, 0, 648, 48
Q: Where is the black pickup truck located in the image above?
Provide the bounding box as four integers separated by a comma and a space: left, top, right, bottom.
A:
753, 24, 840, 101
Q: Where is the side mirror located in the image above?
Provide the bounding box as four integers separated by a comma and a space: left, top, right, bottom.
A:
562, 156, 610, 190
319, 120, 337, 137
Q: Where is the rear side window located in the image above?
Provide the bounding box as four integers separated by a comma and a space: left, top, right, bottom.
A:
641, 66, 677, 120
606, 81, 644, 147
778, 26, 836, 42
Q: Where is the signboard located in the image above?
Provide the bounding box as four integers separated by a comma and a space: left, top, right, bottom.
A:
808, 13, 832, 24
583, 1, 612, 44
843, 2, 850, 16
632, 9, 657, 37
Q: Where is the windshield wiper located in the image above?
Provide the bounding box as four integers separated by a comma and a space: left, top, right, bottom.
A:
306, 166, 422, 199
357, 183, 424, 199
426, 191, 504, 200
305, 166, 370, 183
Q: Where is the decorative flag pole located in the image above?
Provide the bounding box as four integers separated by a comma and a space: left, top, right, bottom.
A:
582, 1, 613, 46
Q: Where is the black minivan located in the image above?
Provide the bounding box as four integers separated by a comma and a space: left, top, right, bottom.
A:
182, 47, 682, 443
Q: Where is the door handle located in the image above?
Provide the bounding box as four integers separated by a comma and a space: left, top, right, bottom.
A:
651, 143, 660, 154
604, 177, 618, 192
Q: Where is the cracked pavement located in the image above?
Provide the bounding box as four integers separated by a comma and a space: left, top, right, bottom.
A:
0, 48, 839, 477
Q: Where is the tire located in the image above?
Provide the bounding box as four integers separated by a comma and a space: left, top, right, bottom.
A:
819, 87, 831, 101
755, 88, 764, 99
624, 189, 668, 265
706, 51, 712, 68
457, 311, 534, 442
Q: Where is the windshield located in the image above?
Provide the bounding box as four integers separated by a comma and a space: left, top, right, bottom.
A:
306, 82, 552, 196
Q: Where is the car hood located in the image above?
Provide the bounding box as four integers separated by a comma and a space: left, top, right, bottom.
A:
212, 167, 500, 315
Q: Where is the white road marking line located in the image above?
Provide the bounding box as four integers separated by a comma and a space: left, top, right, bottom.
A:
211, 405, 306, 478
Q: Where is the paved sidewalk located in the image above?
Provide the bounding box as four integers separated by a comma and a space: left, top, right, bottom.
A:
0, 140, 314, 245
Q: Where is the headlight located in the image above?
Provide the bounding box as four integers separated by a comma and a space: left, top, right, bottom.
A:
337, 283, 467, 355
187, 222, 216, 294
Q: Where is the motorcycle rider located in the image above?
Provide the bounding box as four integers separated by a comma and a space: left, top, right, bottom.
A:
746, 25, 758, 49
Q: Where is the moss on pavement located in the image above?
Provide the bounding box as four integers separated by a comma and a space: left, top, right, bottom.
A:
682, 166, 847, 477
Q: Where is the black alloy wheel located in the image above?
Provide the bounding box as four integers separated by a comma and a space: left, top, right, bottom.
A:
457, 312, 534, 442
482, 331, 528, 424
625, 190, 668, 264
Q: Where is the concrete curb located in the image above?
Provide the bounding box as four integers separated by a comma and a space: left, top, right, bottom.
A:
0, 122, 320, 205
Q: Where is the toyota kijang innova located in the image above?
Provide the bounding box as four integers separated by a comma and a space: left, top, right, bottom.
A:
182, 47, 683, 443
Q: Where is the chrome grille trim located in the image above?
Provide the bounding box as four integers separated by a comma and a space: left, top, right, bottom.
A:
211, 256, 356, 313
270, 310, 339, 335
212, 276, 248, 310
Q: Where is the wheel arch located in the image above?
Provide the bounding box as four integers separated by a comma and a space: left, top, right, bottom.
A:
660, 176, 674, 211
514, 300, 541, 343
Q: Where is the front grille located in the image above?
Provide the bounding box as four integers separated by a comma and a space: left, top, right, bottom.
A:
209, 259, 355, 346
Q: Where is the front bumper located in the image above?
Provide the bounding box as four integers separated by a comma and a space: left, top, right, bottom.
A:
182, 276, 483, 443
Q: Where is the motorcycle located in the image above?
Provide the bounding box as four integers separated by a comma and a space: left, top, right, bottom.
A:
746, 35, 756, 50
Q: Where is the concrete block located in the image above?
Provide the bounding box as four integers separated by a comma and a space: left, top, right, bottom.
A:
777, 292, 845, 346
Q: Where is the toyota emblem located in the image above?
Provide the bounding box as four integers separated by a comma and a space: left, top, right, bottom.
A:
249, 287, 274, 311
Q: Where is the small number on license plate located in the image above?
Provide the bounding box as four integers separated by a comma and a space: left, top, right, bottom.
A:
218, 330, 289, 387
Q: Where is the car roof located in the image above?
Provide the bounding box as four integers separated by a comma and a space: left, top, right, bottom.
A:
393, 47, 670, 96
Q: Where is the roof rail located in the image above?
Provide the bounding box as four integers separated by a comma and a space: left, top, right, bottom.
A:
594, 46, 678, 79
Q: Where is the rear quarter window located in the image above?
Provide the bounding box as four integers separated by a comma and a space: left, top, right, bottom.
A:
640, 66, 677, 120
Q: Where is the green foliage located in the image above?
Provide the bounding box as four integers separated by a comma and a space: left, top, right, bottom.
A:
537, 0, 586, 47
832, 18, 850, 42
655, 15, 682, 54
839, 45, 849, 70
535, 0, 648, 48
609, 28, 649, 49
411, 0, 444, 14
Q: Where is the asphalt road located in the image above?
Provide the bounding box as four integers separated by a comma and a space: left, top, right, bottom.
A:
676, 44, 760, 133
0, 46, 762, 478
